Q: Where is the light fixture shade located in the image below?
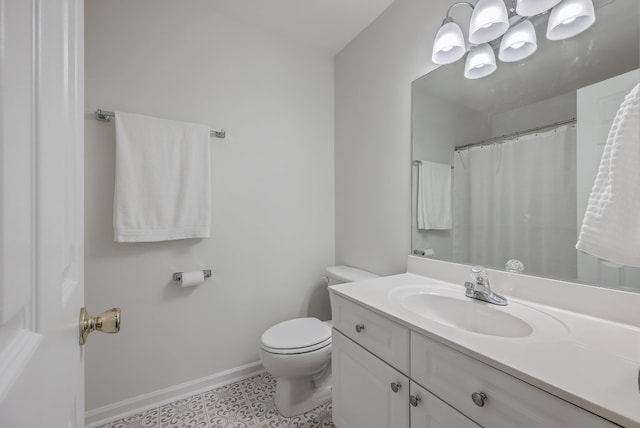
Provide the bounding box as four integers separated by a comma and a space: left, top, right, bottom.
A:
516, 0, 562, 17
464, 43, 497, 79
546, 0, 596, 41
432, 20, 466, 65
499, 20, 538, 62
469, 0, 509, 44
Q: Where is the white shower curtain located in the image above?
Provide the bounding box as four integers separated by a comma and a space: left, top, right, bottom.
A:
453, 125, 577, 279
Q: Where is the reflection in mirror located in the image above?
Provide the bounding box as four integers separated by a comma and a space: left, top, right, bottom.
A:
411, 0, 639, 291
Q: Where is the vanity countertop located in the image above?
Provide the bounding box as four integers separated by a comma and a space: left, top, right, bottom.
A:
330, 269, 640, 428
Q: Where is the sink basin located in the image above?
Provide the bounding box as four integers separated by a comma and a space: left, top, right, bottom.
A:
389, 284, 568, 339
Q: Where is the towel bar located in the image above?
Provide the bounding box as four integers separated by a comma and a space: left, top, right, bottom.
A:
95, 109, 226, 139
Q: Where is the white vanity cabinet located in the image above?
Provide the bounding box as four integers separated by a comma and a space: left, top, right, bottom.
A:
330, 293, 620, 428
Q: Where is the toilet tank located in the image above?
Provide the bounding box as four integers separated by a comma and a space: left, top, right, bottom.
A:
325, 265, 379, 285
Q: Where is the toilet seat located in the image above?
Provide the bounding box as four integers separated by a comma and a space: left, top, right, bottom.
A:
260, 317, 331, 355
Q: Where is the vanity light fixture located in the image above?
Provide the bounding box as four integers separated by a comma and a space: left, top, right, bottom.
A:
431, 0, 596, 79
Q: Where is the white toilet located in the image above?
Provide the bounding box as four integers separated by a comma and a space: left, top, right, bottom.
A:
259, 265, 378, 417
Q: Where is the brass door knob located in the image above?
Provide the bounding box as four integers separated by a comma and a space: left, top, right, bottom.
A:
79, 307, 121, 345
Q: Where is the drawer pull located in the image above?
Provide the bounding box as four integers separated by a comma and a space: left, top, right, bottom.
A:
471, 392, 488, 407
390, 382, 401, 393
355, 324, 365, 333
409, 394, 421, 407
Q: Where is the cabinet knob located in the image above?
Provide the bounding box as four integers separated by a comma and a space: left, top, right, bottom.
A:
390, 382, 401, 393
355, 324, 365, 333
409, 394, 421, 407
471, 392, 488, 407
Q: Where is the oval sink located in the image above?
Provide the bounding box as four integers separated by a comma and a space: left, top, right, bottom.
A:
389, 284, 568, 339
402, 293, 532, 337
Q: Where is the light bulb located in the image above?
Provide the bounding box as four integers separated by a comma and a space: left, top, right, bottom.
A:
547, 0, 596, 41
469, 0, 509, 44
498, 20, 537, 62
464, 44, 497, 79
432, 20, 467, 64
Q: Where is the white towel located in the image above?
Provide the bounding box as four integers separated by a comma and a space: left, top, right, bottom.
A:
114, 112, 211, 242
417, 160, 453, 230
576, 83, 640, 267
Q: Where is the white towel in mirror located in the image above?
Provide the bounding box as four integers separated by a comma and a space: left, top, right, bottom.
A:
417, 160, 453, 230
576, 83, 640, 266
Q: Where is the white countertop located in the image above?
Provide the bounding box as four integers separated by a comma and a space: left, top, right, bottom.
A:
330, 268, 640, 428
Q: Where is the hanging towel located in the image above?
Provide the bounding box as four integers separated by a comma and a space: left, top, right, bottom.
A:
417, 160, 453, 230
576, 82, 640, 267
114, 111, 211, 242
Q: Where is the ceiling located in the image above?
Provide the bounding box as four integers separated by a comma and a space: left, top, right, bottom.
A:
207, 0, 397, 56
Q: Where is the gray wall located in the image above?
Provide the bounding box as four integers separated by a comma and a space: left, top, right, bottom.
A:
334, 0, 451, 274
85, 0, 335, 411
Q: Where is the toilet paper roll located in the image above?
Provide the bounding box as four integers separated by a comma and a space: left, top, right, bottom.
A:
180, 271, 205, 288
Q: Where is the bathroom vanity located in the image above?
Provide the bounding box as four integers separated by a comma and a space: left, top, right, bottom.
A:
329, 256, 640, 428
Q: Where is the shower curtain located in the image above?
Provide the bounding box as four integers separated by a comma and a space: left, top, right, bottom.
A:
453, 125, 577, 279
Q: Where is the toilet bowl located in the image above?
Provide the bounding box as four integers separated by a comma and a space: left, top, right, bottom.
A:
259, 266, 378, 417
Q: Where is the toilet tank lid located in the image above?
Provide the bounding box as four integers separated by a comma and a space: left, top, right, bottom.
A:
325, 265, 379, 283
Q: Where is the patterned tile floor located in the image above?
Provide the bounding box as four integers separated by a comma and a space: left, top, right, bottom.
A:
97, 372, 334, 428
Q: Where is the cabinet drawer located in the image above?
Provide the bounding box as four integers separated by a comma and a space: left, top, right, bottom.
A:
331, 293, 410, 374
411, 332, 618, 428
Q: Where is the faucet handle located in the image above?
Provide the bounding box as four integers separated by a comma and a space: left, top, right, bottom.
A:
470, 265, 489, 285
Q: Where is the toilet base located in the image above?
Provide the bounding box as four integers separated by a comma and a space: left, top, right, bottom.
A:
273, 368, 332, 417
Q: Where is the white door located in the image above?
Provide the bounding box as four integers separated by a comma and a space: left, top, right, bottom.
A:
332, 330, 409, 428
0, 0, 85, 426
577, 69, 640, 290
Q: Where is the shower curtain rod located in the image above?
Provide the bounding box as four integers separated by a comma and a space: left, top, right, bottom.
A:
94, 109, 226, 139
454, 117, 576, 151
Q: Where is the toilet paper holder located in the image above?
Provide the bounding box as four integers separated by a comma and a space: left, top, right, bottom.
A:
173, 269, 212, 282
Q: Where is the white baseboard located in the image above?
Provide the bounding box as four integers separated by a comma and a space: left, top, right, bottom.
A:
85, 361, 264, 428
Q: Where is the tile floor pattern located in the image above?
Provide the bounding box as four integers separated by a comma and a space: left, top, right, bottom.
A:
97, 372, 334, 428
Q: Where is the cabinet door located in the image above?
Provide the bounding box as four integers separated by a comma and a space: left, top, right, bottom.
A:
332, 330, 409, 428
410, 382, 481, 428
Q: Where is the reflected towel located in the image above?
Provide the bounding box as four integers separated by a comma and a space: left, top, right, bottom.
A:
417, 160, 452, 230
576, 83, 640, 266
114, 112, 211, 242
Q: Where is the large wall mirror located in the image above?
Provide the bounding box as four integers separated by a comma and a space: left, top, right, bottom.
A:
411, 0, 639, 291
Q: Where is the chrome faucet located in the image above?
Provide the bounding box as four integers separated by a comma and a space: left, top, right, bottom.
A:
464, 266, 508, 306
